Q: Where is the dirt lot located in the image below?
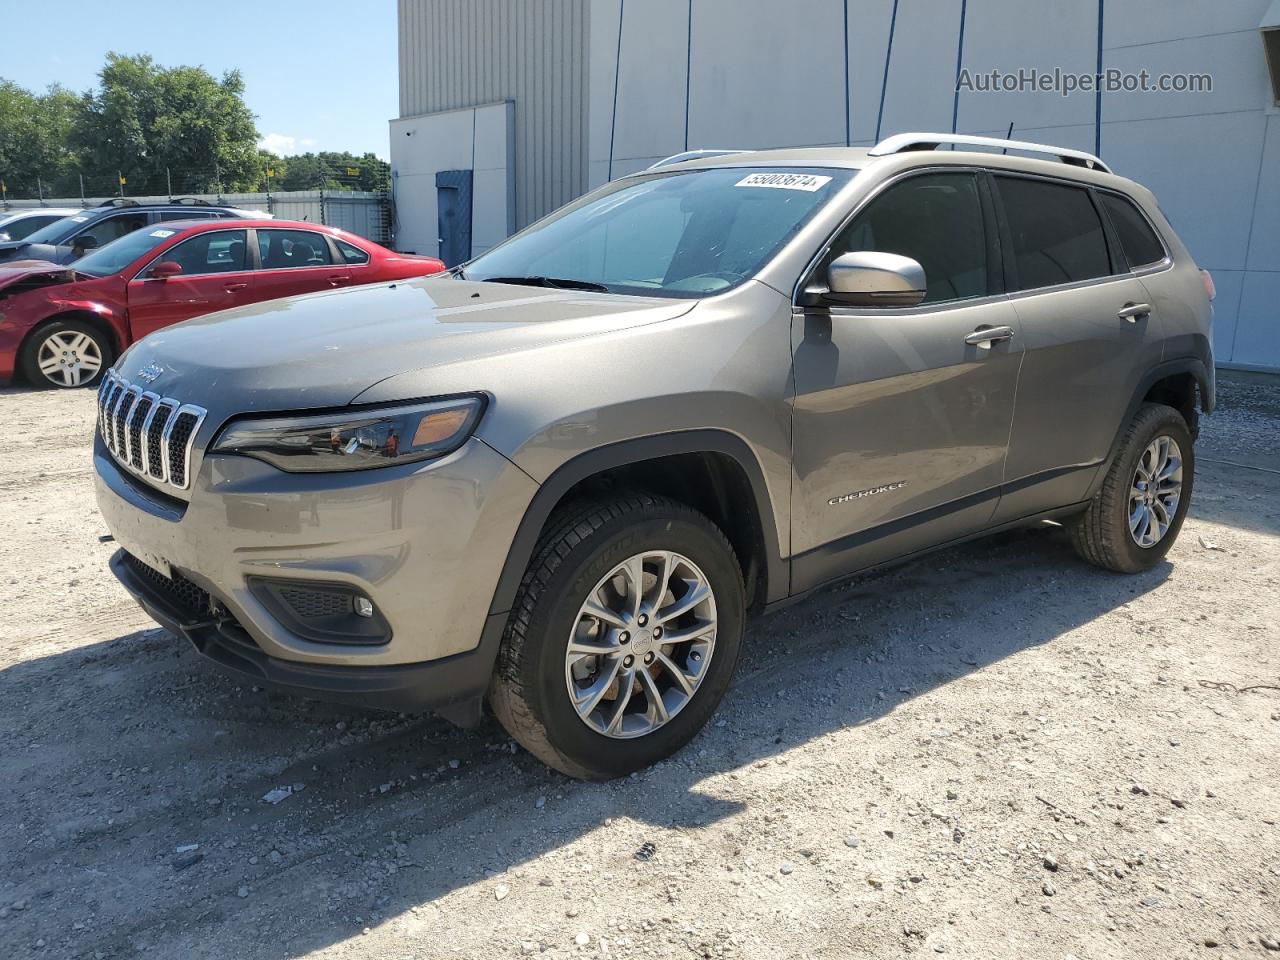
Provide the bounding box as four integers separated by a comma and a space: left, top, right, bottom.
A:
1, 374, 1277, 960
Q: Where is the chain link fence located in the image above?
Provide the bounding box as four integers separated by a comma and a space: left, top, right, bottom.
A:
1, 161, 394, 243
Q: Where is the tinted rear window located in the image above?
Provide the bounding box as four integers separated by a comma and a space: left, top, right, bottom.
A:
1099, 192, 1166, 268
996, 177, 1111, 290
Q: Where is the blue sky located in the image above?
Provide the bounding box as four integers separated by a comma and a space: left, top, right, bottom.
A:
1, 0, 399, 159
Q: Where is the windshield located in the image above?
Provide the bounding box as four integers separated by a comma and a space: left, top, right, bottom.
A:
464, 166, 851, 298
75, 227, 179, 278
21, 212, 91, 245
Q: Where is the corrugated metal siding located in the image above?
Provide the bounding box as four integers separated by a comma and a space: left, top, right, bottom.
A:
398, 0, 588, 229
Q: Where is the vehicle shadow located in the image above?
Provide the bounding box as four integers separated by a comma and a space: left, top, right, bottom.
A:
0, 523, 1175, 959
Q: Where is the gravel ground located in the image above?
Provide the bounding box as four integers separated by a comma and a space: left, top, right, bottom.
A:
1, 373, 1277, 960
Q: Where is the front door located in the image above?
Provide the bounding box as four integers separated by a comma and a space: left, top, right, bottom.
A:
126, 228, 254, 340
66, 210, 150, 262
790, 170, 1023, 592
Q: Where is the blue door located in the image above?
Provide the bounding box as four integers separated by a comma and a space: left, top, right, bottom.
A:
435, 169, 473, 268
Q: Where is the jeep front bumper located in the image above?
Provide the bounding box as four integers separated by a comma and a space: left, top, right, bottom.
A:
95, 434, 537, 717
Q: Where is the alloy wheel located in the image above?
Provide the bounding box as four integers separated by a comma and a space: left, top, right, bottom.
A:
564, 550, 717, 738
1129, 435, 1183, 548
37, 330, 103, 387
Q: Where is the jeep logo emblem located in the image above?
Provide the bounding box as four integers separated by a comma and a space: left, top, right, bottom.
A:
136, 362, 164, 384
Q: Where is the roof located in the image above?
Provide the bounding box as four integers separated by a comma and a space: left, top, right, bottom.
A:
0, 207, 82, 218
158, 218, 338, 232
632, 134, 1127, 188
660, 146, 873, 172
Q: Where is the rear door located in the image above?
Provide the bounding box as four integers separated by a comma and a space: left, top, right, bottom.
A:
991, 174, 1164, 522
253, 227, 350, 302
332, 235, 378, 286
790, 170, 1023, 591
125, 228, 254, 339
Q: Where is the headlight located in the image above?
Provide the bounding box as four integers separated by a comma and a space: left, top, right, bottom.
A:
211, 396, 485, 472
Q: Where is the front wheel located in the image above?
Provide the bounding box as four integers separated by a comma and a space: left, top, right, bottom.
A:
20, 319, 112, 389
489, 493, 745, 780
1071, 402, 1194, 573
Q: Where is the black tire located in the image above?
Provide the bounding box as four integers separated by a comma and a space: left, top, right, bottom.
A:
19, 318, 113, 389
1071, 402, 1194, 573
489, 492, 745, 780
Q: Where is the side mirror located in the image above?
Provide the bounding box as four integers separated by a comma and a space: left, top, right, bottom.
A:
808, 251, 927, 308
149, 260, 183, 280
73, 235, 99, 251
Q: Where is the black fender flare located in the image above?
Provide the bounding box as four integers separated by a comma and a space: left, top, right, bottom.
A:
487, 429, 788, 617
1088, 357, 1213, 499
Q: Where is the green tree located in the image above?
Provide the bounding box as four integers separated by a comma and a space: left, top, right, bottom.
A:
269, 151, 390, 192
0, 81, 80, 197
74, 53, 261, 195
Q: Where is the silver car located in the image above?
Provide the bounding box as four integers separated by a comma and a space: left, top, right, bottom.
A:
0, 207, 82, 242
94, 133, 1214, 779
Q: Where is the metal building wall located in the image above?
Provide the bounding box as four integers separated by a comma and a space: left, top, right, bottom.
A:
587, 0, 1280, 372
397, 0, 589, 229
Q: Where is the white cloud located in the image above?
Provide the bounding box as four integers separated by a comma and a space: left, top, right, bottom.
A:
258, 133, 318, 156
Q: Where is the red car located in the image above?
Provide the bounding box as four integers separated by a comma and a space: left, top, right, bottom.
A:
0, 219, 445, 388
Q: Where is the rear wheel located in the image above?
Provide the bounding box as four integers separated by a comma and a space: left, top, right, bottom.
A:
489, 493, 745, 780
20, 319, 112, 389
1071, 402, 1194, 573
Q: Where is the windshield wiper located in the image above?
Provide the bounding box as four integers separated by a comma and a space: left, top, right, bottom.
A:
479, 275, 610, 293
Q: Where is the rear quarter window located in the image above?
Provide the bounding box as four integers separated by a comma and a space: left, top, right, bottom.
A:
336, 238, 370, 265
1099, 192, 1167, 268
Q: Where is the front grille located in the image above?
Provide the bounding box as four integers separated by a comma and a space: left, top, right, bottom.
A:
147, 402, 176, 479
127, 395, 153, 468
99, 370, 206, 491
123, 552, 212, 619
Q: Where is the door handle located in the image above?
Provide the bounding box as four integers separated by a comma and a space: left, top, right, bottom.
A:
1118, 302, 1151, 323
327, 275, 350, 287
964, 325, 1015, 347
223, 282, 248, 292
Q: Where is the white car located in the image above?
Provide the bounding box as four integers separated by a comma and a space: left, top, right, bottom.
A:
0, 207, 82, 242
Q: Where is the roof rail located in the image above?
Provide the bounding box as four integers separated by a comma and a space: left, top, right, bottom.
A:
868, 132, 1111, 174
648, 149, 749, 169
169, 197, 214, 206
97, 197, 141, 208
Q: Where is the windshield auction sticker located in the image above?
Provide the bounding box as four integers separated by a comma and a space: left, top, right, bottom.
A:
735, 172, 832, 191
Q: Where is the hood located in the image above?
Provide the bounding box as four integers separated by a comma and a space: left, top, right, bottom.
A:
111, 275, 696, 416
0, 260, 77, 298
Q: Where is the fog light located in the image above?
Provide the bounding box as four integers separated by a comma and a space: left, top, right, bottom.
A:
354, 596, 375, 618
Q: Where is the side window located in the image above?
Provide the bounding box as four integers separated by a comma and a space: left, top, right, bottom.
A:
1099, 193, 1166, 268
160, 230, 248, 275
826, 172, 991, 305
75, 213, 148, 249
159, 211, 214, 222
258, 229, 334, 269
336, 238, 370, 265
995, 177, 1111, 290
